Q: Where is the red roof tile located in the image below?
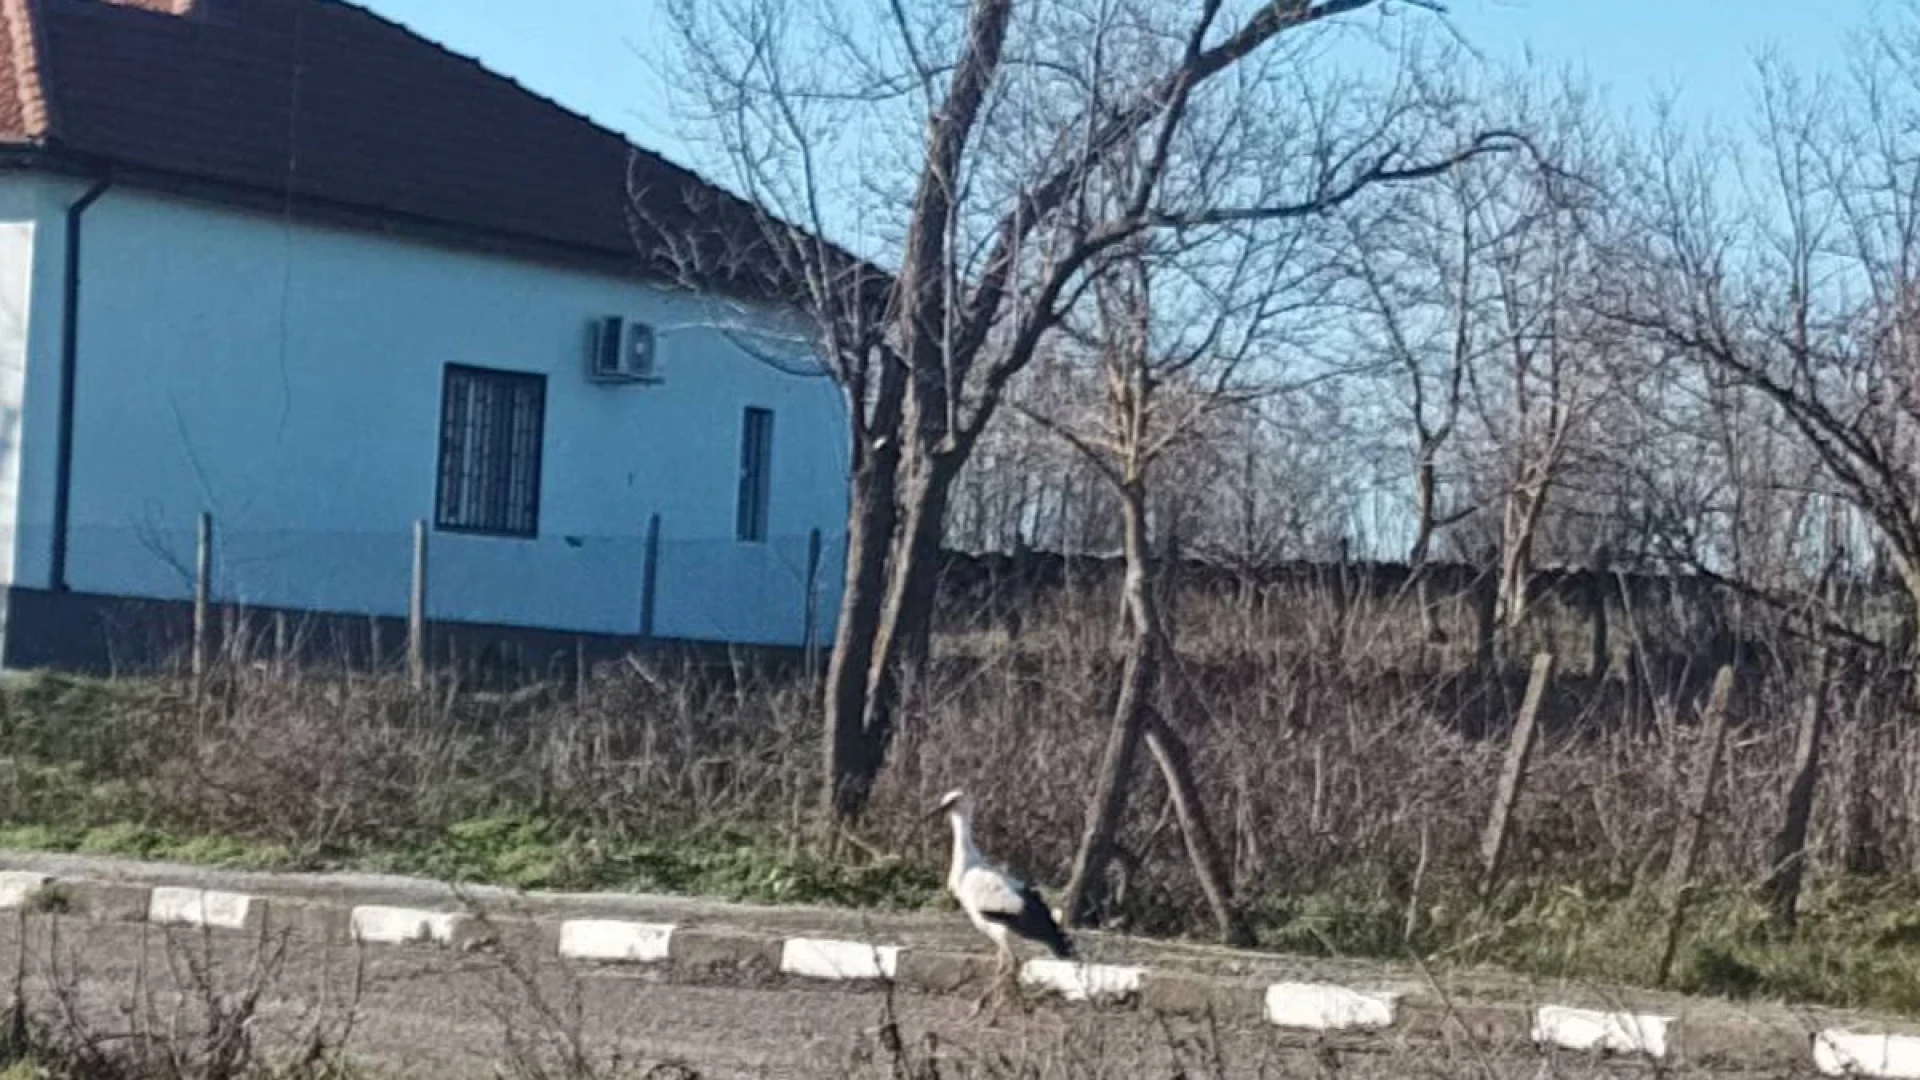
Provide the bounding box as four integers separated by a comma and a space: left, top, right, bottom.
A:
0, 0, 48, 140
1, 0, 796, 295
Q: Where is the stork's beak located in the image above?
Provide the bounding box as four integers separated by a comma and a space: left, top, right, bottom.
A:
927, 801, 952, 821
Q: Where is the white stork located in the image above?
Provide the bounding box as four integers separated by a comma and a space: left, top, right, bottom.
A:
933, 789, 1072, 1011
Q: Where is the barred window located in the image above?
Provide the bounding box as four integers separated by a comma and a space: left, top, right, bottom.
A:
736, 407, 774, 542
436, 364, 545, 538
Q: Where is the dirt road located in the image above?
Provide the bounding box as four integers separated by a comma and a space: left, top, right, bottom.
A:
0, 916, 1806, 1080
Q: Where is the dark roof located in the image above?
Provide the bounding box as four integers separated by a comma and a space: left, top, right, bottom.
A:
0, 0, 800, 296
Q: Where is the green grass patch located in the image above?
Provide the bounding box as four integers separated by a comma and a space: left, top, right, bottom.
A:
359, 813, 943, 908
0, 819, 294, 872
1248, 877, 1920, 1014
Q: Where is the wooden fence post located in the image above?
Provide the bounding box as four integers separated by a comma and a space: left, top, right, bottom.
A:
192, 511, 212, 694
1655, 663, 1736, 986
1767, 647, 1832, 929
408, 519, 428, 692
639, 513, 661, 641
1478, 652, 1555, 898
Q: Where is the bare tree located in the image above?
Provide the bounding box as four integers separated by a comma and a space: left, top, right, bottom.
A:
1337, 169, 1483, 641
1188, 389, 1365, 569
661, 0, 1524, 822
1319, 70, 1608, 655
1015, 205, 1303, 939
1608, 20, 1920, 689
1464, 83, 1612, 635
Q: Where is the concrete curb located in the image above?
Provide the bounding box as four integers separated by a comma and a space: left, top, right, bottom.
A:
0, 865, 1904, 1074
149, 886, 265, 932
349, 904, 471, 947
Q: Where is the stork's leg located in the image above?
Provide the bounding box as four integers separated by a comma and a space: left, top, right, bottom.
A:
968, 976, 992, 1019
998, 941, 1026, 1017
970, 942, 1015, 1024
968, 944, 1004, 1019
987, 942, 1018, 1025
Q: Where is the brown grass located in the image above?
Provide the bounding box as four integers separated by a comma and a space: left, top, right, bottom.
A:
1, 568, 1918, 1011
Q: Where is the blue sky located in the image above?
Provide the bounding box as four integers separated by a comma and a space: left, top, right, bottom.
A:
362, 0, 1874, 177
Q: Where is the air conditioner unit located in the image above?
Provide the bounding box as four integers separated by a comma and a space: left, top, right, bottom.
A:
588, 316, 659, 383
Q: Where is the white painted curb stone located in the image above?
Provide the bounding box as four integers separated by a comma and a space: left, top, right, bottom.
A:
1531, 1005, 1671, 1059
148, 887, 258, 931
558, 920, 675, 963
350, 905, 467, 945
0, 873, 50, 908
1020, 959, 1144, 1003
1815, 1031, 1920, 1078
778, 937, 900, 980
1264, 982, 1400, 1031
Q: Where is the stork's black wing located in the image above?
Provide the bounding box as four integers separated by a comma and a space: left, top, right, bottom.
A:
979, 881, 1074, 959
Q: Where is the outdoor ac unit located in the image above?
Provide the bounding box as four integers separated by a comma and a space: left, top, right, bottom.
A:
589, 316, 659, 383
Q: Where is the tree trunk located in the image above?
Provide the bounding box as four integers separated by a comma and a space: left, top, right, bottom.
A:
1060, 480, 1156, 927
851, 442, 960, 809
1499, 487, 1546, 630
820, 365, 904, 824
1846, 681, 1888, 877
825, 0, 1012, 821
1143, 715, 1254, 946
1410, 455, 1443, 643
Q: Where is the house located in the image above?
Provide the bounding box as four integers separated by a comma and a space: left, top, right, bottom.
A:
0, 0, 850, 673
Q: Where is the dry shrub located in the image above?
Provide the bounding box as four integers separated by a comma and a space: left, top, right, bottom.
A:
9, 562, 1920, 1004
0, 918, 360, 1080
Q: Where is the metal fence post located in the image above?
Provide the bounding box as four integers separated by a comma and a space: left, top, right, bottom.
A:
191, 511, 212, 693
639, 513, 661, 640
409, 520, 428, 691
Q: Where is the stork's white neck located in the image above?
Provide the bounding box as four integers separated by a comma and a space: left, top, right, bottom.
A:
946, 809, 982, 883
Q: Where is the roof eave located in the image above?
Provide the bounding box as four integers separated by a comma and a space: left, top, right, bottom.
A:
8, 144, 810, 312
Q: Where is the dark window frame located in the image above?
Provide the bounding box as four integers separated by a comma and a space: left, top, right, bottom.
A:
736, 406, 774, 543
434, 363, 547, 539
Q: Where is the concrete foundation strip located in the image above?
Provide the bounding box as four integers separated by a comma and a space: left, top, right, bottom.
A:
558, 919, 676, 963
0, 872, 50, 908
1530, 1004, 1672, 1059
1264, 982, 1400, 1031
148, 886, 263, 931
1815, 1031, 1920, 1078
1018, 958, 1144, 1003
778, 937, 900, 980
349, 905, 469, 945
2, 873, 1914, 1073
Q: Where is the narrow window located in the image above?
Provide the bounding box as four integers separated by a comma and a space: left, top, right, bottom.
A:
436, 364, 545, 538
736, 407, 773, 542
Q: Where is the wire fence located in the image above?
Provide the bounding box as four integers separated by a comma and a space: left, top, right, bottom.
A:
52, 515, 843, 682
